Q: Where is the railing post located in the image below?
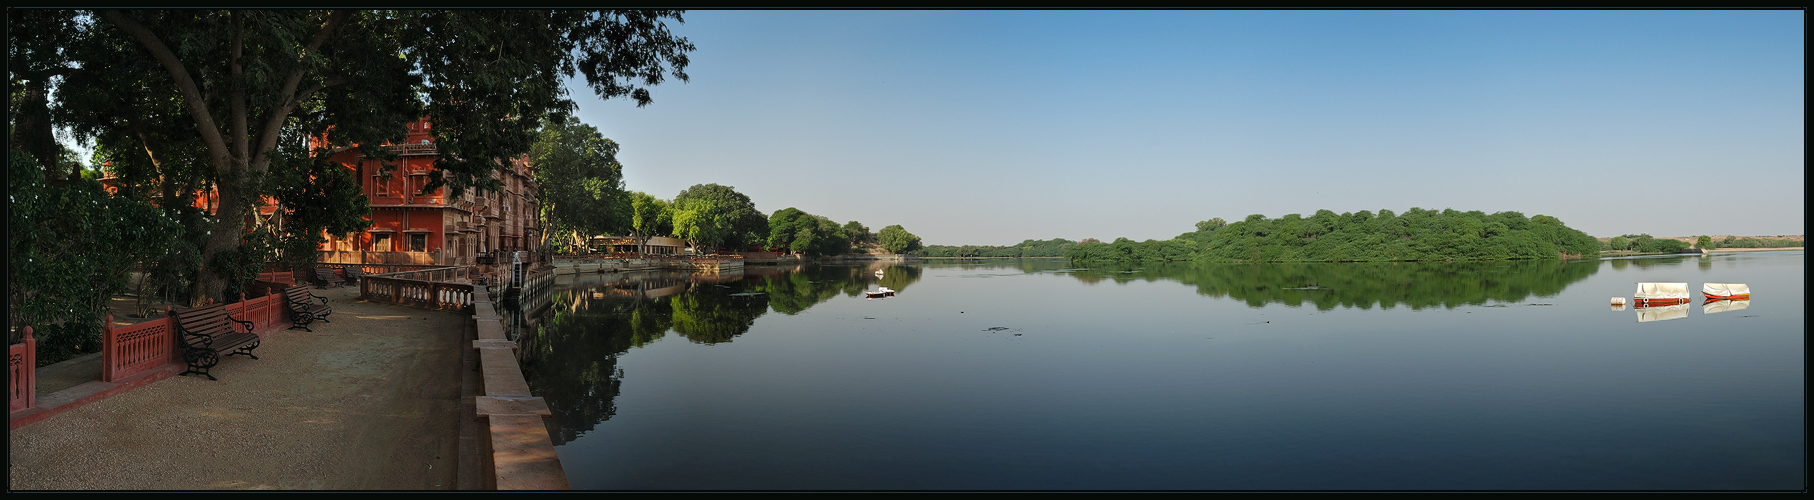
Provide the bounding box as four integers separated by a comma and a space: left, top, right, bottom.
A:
102, 315, 118, 382
12, 326, 37, 412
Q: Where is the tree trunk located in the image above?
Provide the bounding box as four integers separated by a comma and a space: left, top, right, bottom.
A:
10, 80, 63, 181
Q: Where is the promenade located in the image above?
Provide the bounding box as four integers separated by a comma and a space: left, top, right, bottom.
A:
8, 286, 480, 490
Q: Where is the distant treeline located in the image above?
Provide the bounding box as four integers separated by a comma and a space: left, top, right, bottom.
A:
919, 238, 1077, 258
1715, 236, 1803, 249
1600, 234, 1691, 253
1066, 208, 1601, 263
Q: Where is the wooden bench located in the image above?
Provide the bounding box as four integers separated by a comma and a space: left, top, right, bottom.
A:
171, 304, 261, 381
343, 266, 366, 285
284, 286, 333, 332
314, 267, 347, 288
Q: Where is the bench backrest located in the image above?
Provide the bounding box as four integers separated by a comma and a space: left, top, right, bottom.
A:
284, 286, 317, 305
174, 304, 237, 337
345, 267, 365, 277
315, 268, 343, 281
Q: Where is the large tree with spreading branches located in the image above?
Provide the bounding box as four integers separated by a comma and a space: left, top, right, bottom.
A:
11, 9, 693, 305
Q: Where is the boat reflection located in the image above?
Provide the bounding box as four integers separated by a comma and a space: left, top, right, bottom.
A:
1701, 299, 1751, 315
1635, 303, 1690, 322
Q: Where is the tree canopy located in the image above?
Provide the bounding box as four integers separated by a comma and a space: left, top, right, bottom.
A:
670, 184, 766, 253
876, 225, 922, 255
11, 9, 694, 304
531, 116, 631, 252
767, 207, 856, 256
1065, 208, 1602, 263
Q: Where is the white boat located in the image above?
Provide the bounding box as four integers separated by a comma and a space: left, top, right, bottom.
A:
1633, 282, 1691, 306
875, 269, 884, 278
1702, 299, 1751, 315
1635, 303, 1690, 322
1701, 283, 1750, 300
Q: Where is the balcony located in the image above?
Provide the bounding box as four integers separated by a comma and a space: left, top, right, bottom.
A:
383, 142, 437, 156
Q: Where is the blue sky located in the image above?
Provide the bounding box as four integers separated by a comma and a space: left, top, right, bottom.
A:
568, 10, 1804, 246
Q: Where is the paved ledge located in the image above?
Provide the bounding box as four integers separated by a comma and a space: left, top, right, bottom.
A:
487, 414, 569, 490
476, 395, 551, 417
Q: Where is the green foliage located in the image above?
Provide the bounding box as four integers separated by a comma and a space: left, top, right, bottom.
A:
628, 191, 673, 244
29, 9, 694, 302
531, 116, 631, 253
1714, 236, 1802, 249
920, 238, 1078, 258
8, 150, 182, 361
842, 221, 873, 247
1695, 235, 1714, 250
1064, 237, 1200, 263
1186, 209, 1599, 263
266, 128, 374, 275
671, 184, 767, 253
1607, 236, 1632, 251
876, 225, 922, 254
1062, 208, 1601, 264
766, 208, 856, 256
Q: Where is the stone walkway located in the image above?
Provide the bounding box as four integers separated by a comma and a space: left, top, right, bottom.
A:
8, 285, 478, 490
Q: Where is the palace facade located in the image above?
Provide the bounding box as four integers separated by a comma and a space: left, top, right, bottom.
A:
316, 119, 539, 267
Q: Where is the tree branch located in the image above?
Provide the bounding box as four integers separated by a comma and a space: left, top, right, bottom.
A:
99, 10, 233, 176
249, 10, 353, 173
231, 11, 248, 169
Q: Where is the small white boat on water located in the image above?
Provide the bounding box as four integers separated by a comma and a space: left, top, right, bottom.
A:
1633, 283, 1691, 307
875, 269, 884, 278
864, 286, 896, 298
1702, 283, 1751, 301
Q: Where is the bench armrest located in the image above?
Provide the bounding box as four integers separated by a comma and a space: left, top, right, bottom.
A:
224, 311, 256, 333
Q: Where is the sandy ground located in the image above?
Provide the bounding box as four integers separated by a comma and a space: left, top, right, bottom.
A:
8, 285, 471, 490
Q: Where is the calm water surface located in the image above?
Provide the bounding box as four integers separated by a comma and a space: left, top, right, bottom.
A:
513, 251, 1803, 490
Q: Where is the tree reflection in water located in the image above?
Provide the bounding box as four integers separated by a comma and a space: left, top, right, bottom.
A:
1061, 259, 1600, 310
517, 266, 928, 445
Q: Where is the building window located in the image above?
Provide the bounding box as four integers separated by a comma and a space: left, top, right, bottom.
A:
375, 175, 390, 197
411, 234, 427, 252
373, 233, 392, 252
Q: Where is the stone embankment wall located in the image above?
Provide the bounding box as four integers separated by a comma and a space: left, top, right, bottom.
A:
550, 256, 745, 275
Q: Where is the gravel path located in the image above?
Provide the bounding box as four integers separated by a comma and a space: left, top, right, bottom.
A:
8, 286, 469, 490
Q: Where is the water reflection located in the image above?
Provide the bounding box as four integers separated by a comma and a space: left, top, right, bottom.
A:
747, 264, 923, 315
1635, 303, 1691, 322
517, 265, 926, 444
1701, 299, 1751, 315
1059, 259, 1600, 310
523, 252, 1802, 489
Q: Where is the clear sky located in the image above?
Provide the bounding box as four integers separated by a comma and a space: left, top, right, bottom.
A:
568, 10, 1804, 246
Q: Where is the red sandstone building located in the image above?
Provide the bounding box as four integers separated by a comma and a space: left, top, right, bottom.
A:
315, 119, 539, 267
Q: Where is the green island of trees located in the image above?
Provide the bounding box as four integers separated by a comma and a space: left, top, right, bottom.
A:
1066, 208, 1602, 263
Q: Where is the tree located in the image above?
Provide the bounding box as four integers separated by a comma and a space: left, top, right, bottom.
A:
30, 9, 694, 304
8, 150, 182, 358
877, 225, 922, 254
1695, 235, 1715, 251
842, 221, 872, 247
531, 116, 631, 253
671, 184, 766, 253
627, 191, 672, 253
1608, 236, 1632, 251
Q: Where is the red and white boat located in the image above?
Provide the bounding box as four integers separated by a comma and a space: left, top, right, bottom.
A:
1701, 283, 1750, 301
1633, 282, 1691, 307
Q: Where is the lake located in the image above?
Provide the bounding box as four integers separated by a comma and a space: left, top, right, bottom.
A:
511, 251, 1804, 490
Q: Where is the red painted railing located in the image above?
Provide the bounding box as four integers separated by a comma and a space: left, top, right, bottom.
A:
10, 327, 36, 412
224, 293, 288, 335
102, 314, 177, 383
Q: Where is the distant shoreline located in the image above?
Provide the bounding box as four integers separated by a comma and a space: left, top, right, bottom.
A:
1702, 247, 1803, 254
